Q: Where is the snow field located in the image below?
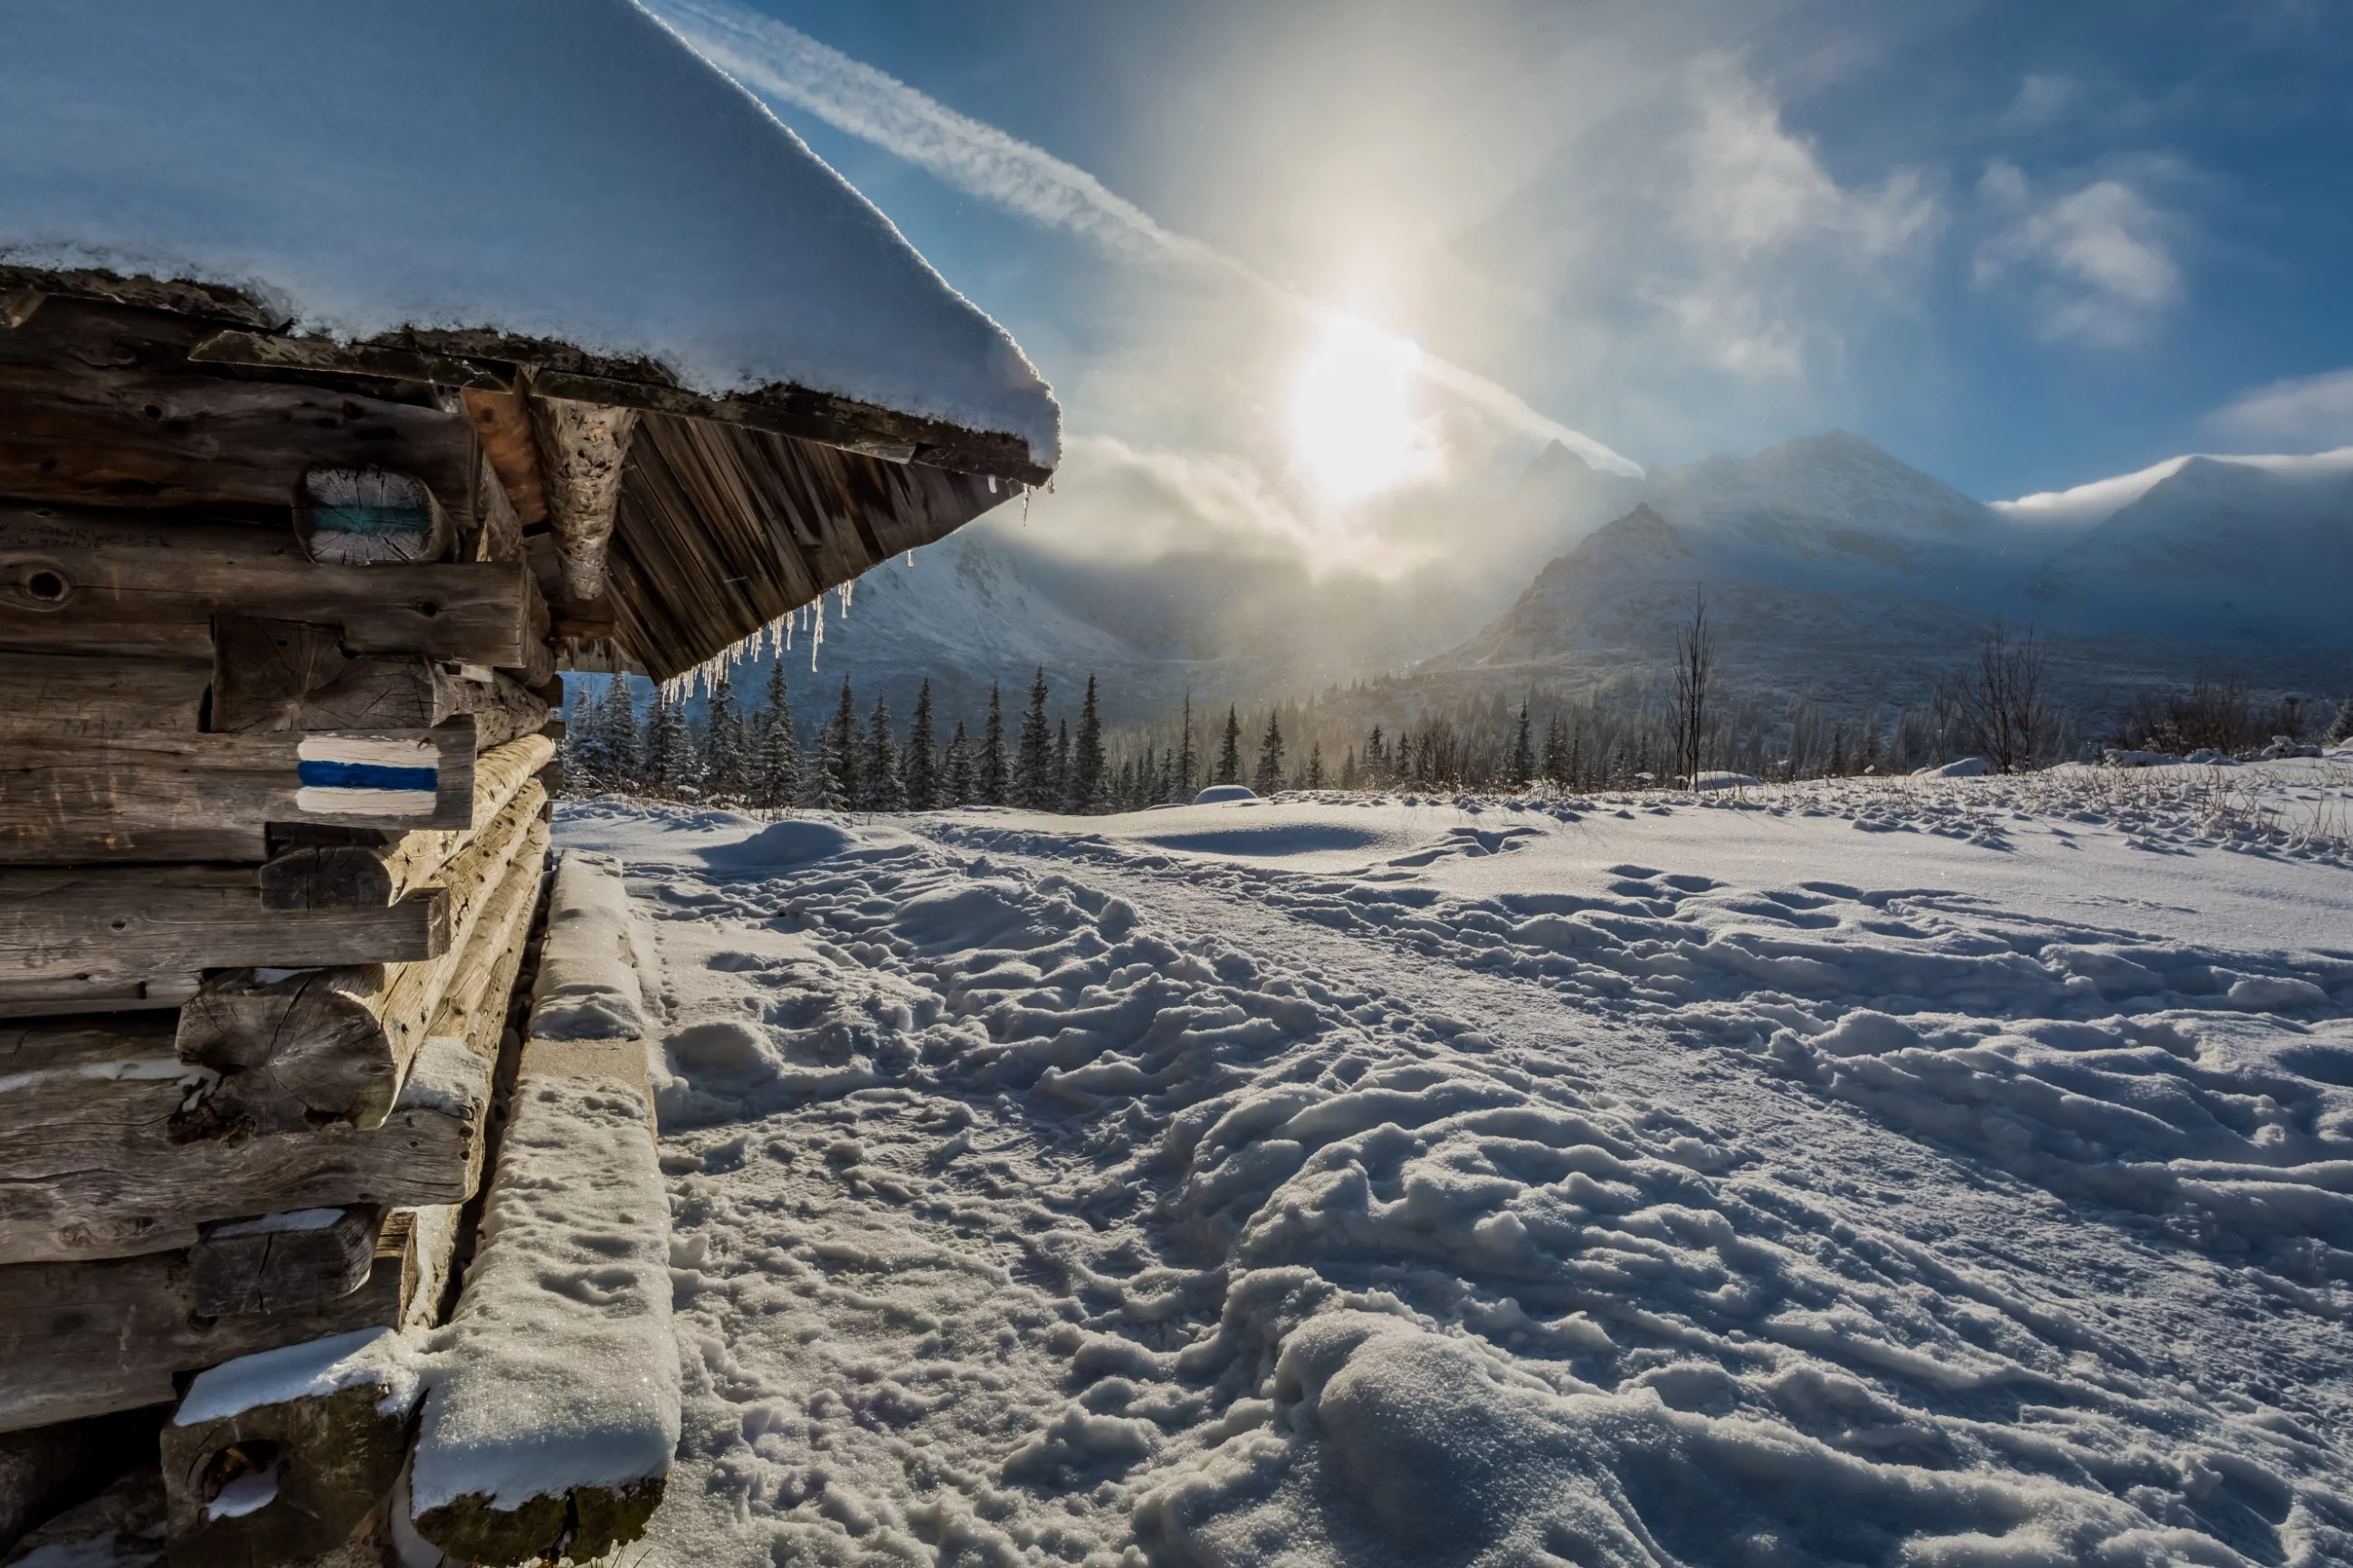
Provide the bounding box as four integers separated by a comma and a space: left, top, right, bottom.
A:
562, 761, 2353, 1565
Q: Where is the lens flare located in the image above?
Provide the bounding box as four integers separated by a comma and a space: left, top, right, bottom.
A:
1290, 314, 1437, 503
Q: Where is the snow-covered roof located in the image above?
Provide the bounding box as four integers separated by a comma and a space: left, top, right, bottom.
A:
0, 0, 1059, 471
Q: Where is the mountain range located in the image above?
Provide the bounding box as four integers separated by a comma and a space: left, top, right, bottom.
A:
716, 433, 2353, 730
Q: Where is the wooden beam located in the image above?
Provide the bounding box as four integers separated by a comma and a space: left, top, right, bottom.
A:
0, 651, 210, 741
0, 355, 476, 527
0, 507, 533, 666
0, 721, 476, 865
260, 736, 554, 909
0, 1021, 492, 1267
527, 396, 636, 603
186, 1206, 384, 1319
177, 803, 547, 1132
160, 1327, 417, 1568
187, 327, 512, 392
461, 388, 548, 528
0, 864, 447, 1017
210, 614, 552, 749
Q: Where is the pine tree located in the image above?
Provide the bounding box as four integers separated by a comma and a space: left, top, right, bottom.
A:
2328, 696, 2353, 745
1176, 696, 1198, 800
943, 720, 975, 805
804, 725, 847, 811
1253, 711, 1284, 794
1303, 741, 1324, 790
1216, 706, 1243, 785
827, 678, 860, 808
979, 684, 1009, 805
1053, 719, 1072, 810
563, 685, 597, 791
701, 671, 751, 802
1015, 669, 1054, 809
1340, 746, 1359, 791
904, 679, 938, 810
863, 696, 906, 810
1072, 674, 1107, 813
1364, 725, 1387, 786
1540, 714, 1570, 785
1507, 701, 1534, 790
753, 660, 799, 809
598, 676, 640, 791
645, 687, 697, 796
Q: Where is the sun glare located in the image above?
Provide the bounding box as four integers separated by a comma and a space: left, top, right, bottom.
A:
1290, 313, 1434, 504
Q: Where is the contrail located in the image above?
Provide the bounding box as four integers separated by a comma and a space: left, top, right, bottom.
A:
640, 0, 1645, 479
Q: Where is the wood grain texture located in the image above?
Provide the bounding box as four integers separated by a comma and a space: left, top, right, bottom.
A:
0, 1227, 409, 1431
0, 721, 476, 864
461, 388, 547, 529
0, 863, 447, 1007
186, 1205, 383, 1319
602, 412, 1005, 679
176, 807, 546, 1132
0, 651, 210, 741
0, 507, 530, 665
0, 1020, 491, 1266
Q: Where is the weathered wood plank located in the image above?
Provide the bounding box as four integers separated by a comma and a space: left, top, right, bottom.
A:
0, 1463, 167, 1565
0, 1022, 491, 1266
0, 351, 475, 527
260, 737, 553, 909
0, 1228, 412, 1432
186, 1207, 385, 1320
160, 1328, 415, 1568
1, 1409, 165, 1559
186, 327, 511, 393
176, 806, 547, 1132
0, 722, 476, 864
0, 506, 531, 665
210, 614, 551, 747
0, 652, 209, 741
0, 864, 446, 1014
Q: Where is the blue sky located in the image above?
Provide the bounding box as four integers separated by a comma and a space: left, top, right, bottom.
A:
652, 0, 2353, 571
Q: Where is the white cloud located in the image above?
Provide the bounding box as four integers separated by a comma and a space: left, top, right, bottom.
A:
1997, 72, 2080, 134
1650, 57, 1943, 378
1974, 161, 2182, 346
2207, 366, 2353, 449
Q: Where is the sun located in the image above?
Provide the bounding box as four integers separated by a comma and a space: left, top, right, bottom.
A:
1290, 313, 1434, 504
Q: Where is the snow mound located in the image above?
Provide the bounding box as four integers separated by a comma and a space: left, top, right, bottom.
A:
698, 818, 861, 869
1194, 784, 1260, 804
0, 0, 1057, 464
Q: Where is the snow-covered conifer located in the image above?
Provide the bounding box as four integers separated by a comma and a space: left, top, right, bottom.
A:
646, 687, 697, 796
980, 684, 1009, 805
943, 720, 975, 805
864, 696, 906, 811
828, 678, 861, 807
562, 685, 597, 791
1303, 741, 1324, 790
701, 671, 751, 802
598, 676, 640, 790
1253, 711, 1284, 795
1216, 706, 1243, 785
1176, 697, 1198, 799
1015, 669, 1054, 808
1508, 701, 1534, 790
905, 679, 938, 810
1053, 719, 1072, 810
754, 660, 798, 809
1541, 714, 1570, 785
1072, 674, 1106, 813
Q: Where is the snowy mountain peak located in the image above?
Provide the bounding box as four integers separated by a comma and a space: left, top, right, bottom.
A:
1647, 430, 1992, 544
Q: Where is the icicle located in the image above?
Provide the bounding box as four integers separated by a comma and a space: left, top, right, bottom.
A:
810, 593, 824, 671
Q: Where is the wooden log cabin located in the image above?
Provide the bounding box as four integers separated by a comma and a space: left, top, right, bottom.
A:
0, 3, 1060, 1560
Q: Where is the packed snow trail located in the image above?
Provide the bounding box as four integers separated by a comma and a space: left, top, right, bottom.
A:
559, 761, 2353, 1567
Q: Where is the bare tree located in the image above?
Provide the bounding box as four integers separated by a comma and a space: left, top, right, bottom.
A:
1949, 623, 2051, 772
1672, 587, 1713, 784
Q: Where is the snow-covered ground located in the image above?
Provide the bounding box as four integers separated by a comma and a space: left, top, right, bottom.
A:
560, 756, 2353, 1567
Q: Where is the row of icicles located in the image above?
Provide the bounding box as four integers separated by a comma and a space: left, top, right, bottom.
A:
657, 573, 866, 703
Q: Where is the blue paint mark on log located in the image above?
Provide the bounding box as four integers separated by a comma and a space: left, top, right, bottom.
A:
296, 761, 438, 791
313, 503, 434, 537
